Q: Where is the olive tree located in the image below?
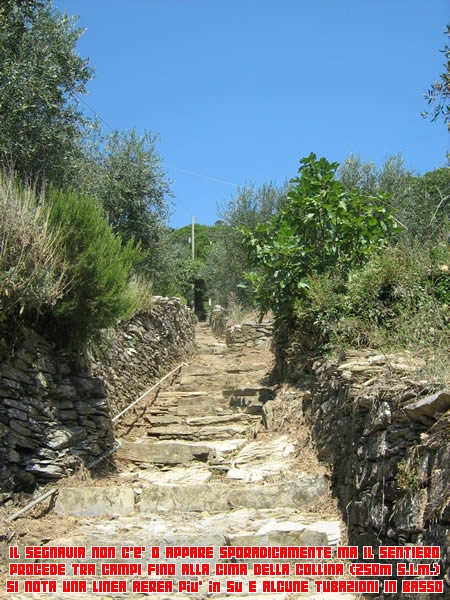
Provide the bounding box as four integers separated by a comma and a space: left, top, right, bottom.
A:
422, 24, 450, 131
0, 0, 92, 186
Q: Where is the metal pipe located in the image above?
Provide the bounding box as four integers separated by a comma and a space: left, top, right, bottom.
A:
112, 362, 187, 422
8, 488, 57, 522
8, 362, 188, 521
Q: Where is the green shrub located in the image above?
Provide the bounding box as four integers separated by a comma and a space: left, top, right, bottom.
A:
46, 188, 144, 342
0, 173, 66, 319
346, 246, 431, 325
295, 242, 449, 364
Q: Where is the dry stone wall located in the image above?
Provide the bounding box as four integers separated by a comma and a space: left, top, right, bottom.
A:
225, 321, 273, 348
301, 350, 450, 598
0, 297, 196, 493
89, 296, 196, 417
0, 329, 113, 492
209, 305, 273, 347
209, 305, 229, 337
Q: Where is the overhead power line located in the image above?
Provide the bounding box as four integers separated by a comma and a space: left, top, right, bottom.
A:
165, 164, 237, 187
75, 93, 237, 188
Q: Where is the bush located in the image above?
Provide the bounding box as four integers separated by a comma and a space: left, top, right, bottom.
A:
295, 242, 449, 364
0, 173, 66, 320
46, 188, 144, 342
346, 246, 431, 325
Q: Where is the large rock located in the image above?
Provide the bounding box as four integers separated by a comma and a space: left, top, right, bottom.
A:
403, 389, 450, 425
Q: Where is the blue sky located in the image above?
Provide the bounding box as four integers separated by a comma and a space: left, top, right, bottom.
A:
55, 0, 449, 229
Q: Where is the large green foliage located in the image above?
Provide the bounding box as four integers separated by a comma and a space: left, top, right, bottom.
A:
297, 242, 449, 372
170, 224, 217, 261
241, 154, 399, 322
93, 130, 170, 243
338, 153, 414, 198
0, 0, 92, 186
46, 188, 143, 342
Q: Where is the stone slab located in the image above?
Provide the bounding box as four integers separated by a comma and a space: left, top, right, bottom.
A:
227, 436, 296, 482
176, 394, 222, 416
403, 389, 450, 424
228, 528, 329, 548
117, 439, 211, 464
146, 423, 250, 439
137, 464, 212, 485
139, 483, 230, 513
202, 438, 247, 455
54, 486, 135, 517
185, 413, 258, 426
139, 477, 328, 513
228, 476, 329, 510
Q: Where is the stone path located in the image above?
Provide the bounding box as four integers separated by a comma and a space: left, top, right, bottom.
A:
11, 324, 357, 600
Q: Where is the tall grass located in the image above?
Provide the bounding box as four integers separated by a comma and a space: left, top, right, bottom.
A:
0, 173, 66, 317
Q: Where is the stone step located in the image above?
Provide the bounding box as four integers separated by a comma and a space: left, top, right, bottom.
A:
226, 435, 297, 482
143, 425, 247, 440
117, 439, 212, 464
142, 411, 247, 427
184, 413, 259, 426
176, 365, 269, 392
153, 390, 272, 418
54, 486, 136, 517
130, 464, 213, 485
195, 342, 230, 354
54, 476, 328, 517
139, 476, 328, 514
32, 511, 353, 598
153, 391, 228, 416
117, 437, 246, 467
144, 420, 257, 440
224, 386, 275, 414
48, 506, 342, 548
27, 510, 347, 599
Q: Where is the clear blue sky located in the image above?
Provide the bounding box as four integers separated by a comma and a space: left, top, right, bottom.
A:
55, 0, 449, 229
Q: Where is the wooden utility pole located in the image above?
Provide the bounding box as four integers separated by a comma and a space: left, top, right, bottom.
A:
191, 216, 195, 310
191, 216, 195, 260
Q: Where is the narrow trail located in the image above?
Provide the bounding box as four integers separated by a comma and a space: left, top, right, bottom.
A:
8, 323, 358, 600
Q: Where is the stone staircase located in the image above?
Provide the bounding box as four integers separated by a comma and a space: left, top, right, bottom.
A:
14, 324, 357, 600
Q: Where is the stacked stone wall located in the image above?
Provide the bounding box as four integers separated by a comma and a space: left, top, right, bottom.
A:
209, 305, 273, 347
301, 350, 450, 598
225, 321, 273, 348
89, 296, 196, 417
209, 305, 229, 337
0, 297, 196, 492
